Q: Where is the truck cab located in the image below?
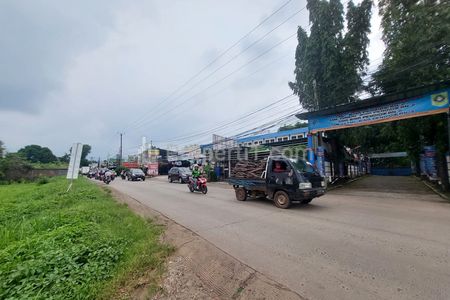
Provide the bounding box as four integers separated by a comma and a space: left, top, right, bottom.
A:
263, 156, 325, 207
229, 155, 326, 209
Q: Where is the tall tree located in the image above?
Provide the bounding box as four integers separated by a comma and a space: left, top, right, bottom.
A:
0, 140, 4, 158
372, 0, 449, 94
80, 144, 91, 166
371, 0, 450, 189
18, 145, 57, 163
289, 0, 373, 110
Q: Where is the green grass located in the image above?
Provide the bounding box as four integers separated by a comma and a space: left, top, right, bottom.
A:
30, 162, 69, 169
0, 177, 172, 299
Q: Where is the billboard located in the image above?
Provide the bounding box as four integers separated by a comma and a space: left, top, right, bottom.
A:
308, 89, 449, 133
148, 149, 160, 156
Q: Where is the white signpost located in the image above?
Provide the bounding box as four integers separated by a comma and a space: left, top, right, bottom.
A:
66, 143, 83, 191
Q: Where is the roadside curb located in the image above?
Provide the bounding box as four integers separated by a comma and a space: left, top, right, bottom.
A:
419, 178, 450, 201
326, 175, 367, 192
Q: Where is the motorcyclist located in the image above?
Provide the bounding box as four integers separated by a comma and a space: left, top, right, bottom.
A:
191, 164, 201, 189
104, 169, 113, 182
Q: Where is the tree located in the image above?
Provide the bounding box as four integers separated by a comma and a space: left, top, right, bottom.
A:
0, 153, 33, 182
370, 0, 450, 189
18, 145, 57, 163
81, 144, 91, 166
278, 121, 308, 132
59, 153, 70, 163
372, 0, 449, 94
0, 140, 4, 158
289, 0, 373, 110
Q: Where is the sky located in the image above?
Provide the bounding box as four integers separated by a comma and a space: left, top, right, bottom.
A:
0, 0, 384, 159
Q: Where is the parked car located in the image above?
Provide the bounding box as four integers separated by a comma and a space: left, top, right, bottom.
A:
168, 167, 192, 183
127, 168, 146, 181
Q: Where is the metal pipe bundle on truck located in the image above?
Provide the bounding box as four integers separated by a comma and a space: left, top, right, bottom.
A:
228, 155, 326, 209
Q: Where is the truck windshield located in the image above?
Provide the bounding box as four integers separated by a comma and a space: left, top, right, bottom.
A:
289, 158, 317, 174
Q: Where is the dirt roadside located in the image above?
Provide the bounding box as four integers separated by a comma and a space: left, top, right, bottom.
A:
108, 186, 305, 300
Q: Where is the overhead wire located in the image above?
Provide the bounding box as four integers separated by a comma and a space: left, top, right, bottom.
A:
123, 0, 296, 132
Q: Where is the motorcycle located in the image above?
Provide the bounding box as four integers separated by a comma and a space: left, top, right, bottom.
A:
188, 176, 208, 194
103, 174, 112, 185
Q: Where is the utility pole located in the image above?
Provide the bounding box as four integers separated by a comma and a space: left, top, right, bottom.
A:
119, 132, 123, 166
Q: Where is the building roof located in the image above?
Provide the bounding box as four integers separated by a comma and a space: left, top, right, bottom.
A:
237, 127, 308, 143
200, 127, 308, 149
296, 81, 450, 119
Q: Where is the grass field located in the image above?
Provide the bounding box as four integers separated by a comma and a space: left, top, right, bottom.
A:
0, 177, 172, 299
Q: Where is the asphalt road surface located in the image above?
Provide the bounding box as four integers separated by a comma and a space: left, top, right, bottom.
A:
109, 176, 450, 300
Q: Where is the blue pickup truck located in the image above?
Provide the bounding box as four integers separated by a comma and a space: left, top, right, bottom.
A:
228, 155, 326, 209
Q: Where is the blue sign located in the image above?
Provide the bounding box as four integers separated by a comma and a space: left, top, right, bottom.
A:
424, 146, 438, 180
316, 146, 325, 176
309, 89, 449, 132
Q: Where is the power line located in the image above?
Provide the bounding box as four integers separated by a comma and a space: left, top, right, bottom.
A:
132, 31, 298, 131
123, 0, 296, 132
153, 93, 296, 143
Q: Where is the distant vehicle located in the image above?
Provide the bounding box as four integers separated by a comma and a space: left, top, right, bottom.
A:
168, 167, 192, 183
80, 166, 90, 175
87, 169, 97, 179
127, 168, 146, 181
228, 155, 326, 209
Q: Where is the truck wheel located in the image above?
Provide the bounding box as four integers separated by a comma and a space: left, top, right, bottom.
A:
274, 191, 291, 209
301, 199, 312, 204
235, 188, 247, 201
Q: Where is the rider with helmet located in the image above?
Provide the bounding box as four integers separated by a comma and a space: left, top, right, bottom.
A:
191, 164, 201, 188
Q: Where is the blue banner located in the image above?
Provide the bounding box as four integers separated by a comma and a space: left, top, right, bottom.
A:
316, 146, 325, 176
309, 89, 449, 132
424, 146, 438, 180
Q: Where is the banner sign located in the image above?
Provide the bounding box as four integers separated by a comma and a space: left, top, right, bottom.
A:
67, 143, 83, 180
424, 146, 438, 180
308, 89, 449, 132
316, 146, 325, 177
147, 163, 159, 176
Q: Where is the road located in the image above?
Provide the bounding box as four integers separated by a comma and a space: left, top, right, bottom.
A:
109, 176, 450, 300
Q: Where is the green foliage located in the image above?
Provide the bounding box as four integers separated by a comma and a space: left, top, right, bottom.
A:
31, 161, 69, 170
59, 153, 70, 163
289, 0, 373, 110
18, 145, 57, 164
0, 140, 4, 158
115, 166, 129, 175
36, 177, 50, 185
278, 121, 308, 132
0, 177, 172, 299
0, 153, 33, 182
81, 144, 92, 166
372, 0, 450, 94
348, 1, 450, 170
332, 1, 449, 181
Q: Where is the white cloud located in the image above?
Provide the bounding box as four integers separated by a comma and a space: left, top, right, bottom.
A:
0, 0, 383, 158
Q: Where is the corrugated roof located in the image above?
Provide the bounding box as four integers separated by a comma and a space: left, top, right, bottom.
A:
237, 127, 308, 143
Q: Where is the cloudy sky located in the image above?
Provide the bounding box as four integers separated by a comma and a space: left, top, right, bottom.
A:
0, 0, 383, 159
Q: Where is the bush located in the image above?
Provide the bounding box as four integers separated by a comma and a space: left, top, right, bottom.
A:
36, 177, 50, 185
0, 153, 33, 183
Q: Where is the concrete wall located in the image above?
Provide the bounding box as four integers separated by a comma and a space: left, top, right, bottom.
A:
29, 169, 67, 177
